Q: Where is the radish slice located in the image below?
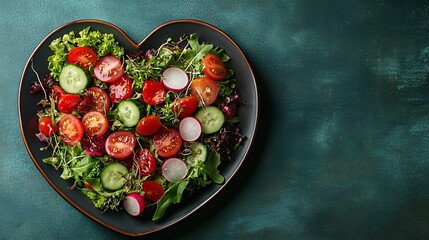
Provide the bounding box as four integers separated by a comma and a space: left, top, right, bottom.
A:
179, 117, 202, 142
123, 193, 145, 216
161, 67, 189, 92
162, 158, 188, 183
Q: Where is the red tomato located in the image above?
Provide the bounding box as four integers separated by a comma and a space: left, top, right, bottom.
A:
58, 94, 82, 114
105, 131, 136, 159
190, 77, 219, 106
109, 75, 133, 103
142, 181, 165, 202
135, 115, 161, 136
202, 53, 227, 81
67, 47, 97, 69
134, 148, 156, 176
86, 87, 111, 113
50, 85, 66, 103
38, 117, 58, 136
84, 181, 94, 190
173, 96, 198, 118
93, 56, 124, 83
142, 80, 166, 105
153, 128, 182, 158
58, 114, 84, 146
82, 111, 109, 137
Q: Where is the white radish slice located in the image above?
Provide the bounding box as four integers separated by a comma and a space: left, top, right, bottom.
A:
123, 193, 145, 216
179, 117, 202, 142
162, 158, 188, 183
161, 67, 189, 92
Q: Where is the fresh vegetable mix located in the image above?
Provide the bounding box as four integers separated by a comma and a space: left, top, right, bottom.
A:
31, 27, 245, 220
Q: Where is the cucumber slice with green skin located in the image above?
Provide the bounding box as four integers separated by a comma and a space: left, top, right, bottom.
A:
59, 64, 88, 93
100, 162, 128, 191
117, 100, 141, 127
195, 106, 225, 134
185, 142, 208, 167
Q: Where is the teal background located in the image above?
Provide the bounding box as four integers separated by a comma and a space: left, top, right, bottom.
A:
2, 0, 429, 239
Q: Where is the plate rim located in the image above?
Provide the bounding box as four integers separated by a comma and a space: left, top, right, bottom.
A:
18, 18, 259, 237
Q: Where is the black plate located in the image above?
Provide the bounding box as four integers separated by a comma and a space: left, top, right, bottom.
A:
18, 19, 258, 237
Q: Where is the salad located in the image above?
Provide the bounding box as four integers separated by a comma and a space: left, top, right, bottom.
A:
30, 27, 244, 220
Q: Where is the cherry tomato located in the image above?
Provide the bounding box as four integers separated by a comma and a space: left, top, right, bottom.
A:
173, 96, 198, 118
135, 115, 161, 136
58, 114, 84, 146
190, 77, 219, 106
93, 56, 124, 83
84, 181, 94, 190
58, 94, 82, 114
142, 80, 166, 105
202, 53, 227, 81
153, 128, 182, 158
82, 111, 109, 137
142, 181, 165, 202
67, 47, 97, 69
105, 131, 136, 159
50, 85, 66, 103
38, 117, 58, 136
134, 148, 156, 176
109, 75, 133, 103
86, 87, 111, 113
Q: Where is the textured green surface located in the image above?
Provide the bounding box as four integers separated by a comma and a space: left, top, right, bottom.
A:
2, 0, 429, 239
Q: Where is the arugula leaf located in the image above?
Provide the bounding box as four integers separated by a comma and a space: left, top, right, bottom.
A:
70, 155, 100, 181
203, 152, 224, 184
152, 179, 189, 221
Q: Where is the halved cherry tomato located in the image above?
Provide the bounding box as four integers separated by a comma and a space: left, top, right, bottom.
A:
105, 131, 136, 159
82, 111, 109, 137
135, 115, 161, 136
135, 148, 156, 176
50, 85, 66, 103
84, 181, 94, 190
142, 181, 165, 202
94, 56, 124, 83
153, 128, 182, 158
38, 117, 58, 136
142, 80, 166, 105
173, 96, 198, 118
67, 47, 97, 69
58, 94, 82, 114
109, 75, 133, 103
190, 77, 219, 106
86, 87, 111, 113
202, 53, 227, 81
58, 114, 84, 146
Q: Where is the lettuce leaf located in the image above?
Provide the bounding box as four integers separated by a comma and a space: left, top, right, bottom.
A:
152, 179, 189, 221
203, 152, 224, 184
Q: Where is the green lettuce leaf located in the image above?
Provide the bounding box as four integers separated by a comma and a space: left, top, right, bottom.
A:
152, 179, 189, 221
203, 152, 224, 184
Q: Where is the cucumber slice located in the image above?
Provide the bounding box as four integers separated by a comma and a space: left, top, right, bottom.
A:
100, 162, 128, 191
185, 142, 208, 167
59, 64, 88, 93
117, 100, 141, 127
195, 106, 225, 134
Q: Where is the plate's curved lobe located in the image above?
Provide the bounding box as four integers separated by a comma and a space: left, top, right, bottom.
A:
18, 19, 258, 237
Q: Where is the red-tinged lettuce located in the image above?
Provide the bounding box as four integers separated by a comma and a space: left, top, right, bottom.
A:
30, 74, 55, 94
81, 134, 108, 157
203, 124, 245, 161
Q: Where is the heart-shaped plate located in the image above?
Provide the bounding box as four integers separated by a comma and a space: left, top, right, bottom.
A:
18, 19, 258, 236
